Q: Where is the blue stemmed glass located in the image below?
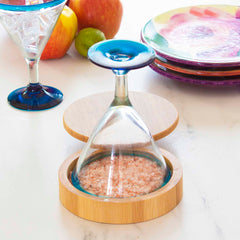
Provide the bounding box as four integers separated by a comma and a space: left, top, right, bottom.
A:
0, 0, 66, 110
71, 40, 171, 198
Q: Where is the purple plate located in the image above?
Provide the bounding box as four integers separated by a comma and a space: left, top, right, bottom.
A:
154, 56, 240, 77
150, 61, 240, 86
154, 54, 240, 72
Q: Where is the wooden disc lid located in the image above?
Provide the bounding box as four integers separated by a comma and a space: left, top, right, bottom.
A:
63, 91, 179, 142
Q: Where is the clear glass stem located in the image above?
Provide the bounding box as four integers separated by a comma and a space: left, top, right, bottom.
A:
111, 72, 132, 106
26, 58, 39, 85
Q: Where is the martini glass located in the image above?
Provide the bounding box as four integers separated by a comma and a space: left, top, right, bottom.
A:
0, 0, 66, 110
71, 40, 171, 198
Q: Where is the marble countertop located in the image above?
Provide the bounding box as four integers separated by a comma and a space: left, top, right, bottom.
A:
0, 0, 240, 239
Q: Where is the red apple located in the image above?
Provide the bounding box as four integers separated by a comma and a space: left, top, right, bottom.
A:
68, 0, 123, 39
41, 6, 78, 60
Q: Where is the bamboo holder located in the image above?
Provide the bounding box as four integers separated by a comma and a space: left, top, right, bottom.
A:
59, 148, 183, 224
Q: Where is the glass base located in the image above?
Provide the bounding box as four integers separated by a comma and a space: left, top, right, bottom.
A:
7, 83, 63, 111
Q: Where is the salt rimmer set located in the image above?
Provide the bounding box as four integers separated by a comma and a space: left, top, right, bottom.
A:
59, 39, 183, 223
0, 0, 183, 223
5, 1, 240, 224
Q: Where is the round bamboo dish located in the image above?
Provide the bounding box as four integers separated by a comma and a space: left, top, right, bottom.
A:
59, 148, 183, 224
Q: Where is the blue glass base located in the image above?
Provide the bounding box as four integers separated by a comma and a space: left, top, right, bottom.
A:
88, 40, 156, 71
7, 83, 63, 111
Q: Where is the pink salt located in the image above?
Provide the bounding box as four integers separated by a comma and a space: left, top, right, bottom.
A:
78, 155, 165, 198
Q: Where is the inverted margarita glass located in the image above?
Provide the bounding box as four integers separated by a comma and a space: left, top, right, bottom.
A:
71, 40, 171, 198
0, 0, 66, 110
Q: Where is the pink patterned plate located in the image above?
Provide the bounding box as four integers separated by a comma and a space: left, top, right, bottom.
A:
142, 5, 240, 67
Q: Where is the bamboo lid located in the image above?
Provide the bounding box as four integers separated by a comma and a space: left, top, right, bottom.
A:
63, 91, 179, 142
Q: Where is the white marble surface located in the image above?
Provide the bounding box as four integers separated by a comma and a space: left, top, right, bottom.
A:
0, 0, 240, 239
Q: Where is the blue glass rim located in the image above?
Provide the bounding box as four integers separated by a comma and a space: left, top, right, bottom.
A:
0, 0, 66, 11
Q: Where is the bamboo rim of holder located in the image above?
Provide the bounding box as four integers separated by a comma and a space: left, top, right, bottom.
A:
58, 148, 183, 224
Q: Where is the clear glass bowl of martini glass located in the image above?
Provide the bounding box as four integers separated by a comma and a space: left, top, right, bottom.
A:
0, 0, 66, 110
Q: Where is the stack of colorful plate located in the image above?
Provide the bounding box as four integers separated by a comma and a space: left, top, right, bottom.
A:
141, 4, 240, 86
